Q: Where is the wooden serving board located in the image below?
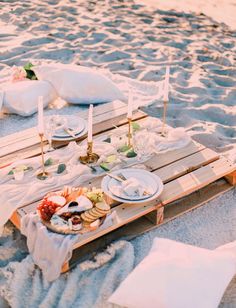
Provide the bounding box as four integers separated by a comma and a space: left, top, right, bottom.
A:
2, 101, 235, 274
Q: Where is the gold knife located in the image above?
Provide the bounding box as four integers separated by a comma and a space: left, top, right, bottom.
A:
63, 127, 76, 138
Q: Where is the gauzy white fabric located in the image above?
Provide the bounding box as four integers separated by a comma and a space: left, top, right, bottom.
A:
21, 211, 117, 282
0, 142, 116, 228
33, 63, 126, 104
0, 121, 192, 228
0, 80, 56, 116
135, 117, 191, 154
109, 238, 236, 308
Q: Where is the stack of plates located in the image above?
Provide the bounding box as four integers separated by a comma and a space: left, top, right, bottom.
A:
101, 168, 164, 204
52, 116, 88, 141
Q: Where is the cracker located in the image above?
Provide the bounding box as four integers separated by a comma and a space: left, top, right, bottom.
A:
95, 201, 110, 212
90, 208, 105, 217
85, 210, 100, 219
81, 213, 96, 222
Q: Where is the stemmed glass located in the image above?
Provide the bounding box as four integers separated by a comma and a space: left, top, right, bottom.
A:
45, 116, 58, 152
133, 130, 152, 161
45, 116, 67, 152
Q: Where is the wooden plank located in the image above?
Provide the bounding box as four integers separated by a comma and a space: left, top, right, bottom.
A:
10, 210, 21, 229
145, 206, 164, 225
144, 142, 205, 172
0, 103, 143, 159
154, 147, 219, 183
67, 179, 233, 270
160, 157, 235, 206
10, 144, 220, 226
225, 170, 236, 186
0, 109, 146, 168
0, 100, 126, 148
71, 146, 219, 193
70, 157, 235, 250
71, 158, 235, 248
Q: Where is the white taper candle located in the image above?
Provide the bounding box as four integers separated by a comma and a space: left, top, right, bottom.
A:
163, 66, 170, 102
88, 104, 93, 142
127, 89, 133, 119
37, 96, 44, 134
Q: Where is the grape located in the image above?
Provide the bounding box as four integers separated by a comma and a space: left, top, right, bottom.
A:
37, 196, 62, 221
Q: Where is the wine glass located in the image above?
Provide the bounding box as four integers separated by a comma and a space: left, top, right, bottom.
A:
133, 130, 152, 161
45, 116, 57, 152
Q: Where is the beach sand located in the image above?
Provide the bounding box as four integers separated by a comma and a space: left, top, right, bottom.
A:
0, 0, 235, 306
0, 0, 235, 161
139, 0, 236, 30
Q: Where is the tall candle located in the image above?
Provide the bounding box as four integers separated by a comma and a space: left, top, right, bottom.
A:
127, 89, 133, 119
37, 96, 44, 134
88, 104, 93, 142
163, 66, 170, 102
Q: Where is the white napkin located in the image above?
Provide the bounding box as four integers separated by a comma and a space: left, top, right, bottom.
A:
111, 177, 146, 198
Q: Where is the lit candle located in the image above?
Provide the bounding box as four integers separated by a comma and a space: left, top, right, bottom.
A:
163, 66, 170, 102
37, 96, 44, 134
127, 89, 133, 119
88, 104, 93, 142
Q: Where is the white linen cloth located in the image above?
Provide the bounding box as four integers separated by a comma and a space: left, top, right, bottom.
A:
135, 117, 191, 154
21, 211, 117, 282
95, 117, 191, 160
109, 238, 236, 308
0, 142, 116, 228
33, 63, 126, 104
0, 79, 56, 116
0, 143, 89, 227
0, 121, 192, 228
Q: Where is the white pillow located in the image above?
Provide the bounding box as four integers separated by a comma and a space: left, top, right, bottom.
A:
1, 80, 56, 116
109, 238, 236, 308
33, 64, 126, 104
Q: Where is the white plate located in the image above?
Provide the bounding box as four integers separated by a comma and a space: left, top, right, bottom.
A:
107, 173, 157, 201
102, 168, 164, 204
53, 116, 86, 138
52, 121, 88, 141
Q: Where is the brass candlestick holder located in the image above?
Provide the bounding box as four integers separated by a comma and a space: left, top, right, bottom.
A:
37, 133, 50, 179
161, 100, 168, 137
79, 141, 100, 164
127, 117, 132, 147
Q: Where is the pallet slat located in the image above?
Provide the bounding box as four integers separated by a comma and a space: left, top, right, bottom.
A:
67, 179, 233, 270
0, 100, 126, 148
155, 148, 219, 183
12, 155, 234, 251
0, 110, 146, 167
0, 102, 132, 158
10, 145, 221, 227
71, 157, 235, 250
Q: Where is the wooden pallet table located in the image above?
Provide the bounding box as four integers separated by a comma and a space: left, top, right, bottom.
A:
1, 101, 235, 273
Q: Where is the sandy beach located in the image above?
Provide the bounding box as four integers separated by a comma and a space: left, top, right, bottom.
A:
0, 0, 235, 307
139, 0, 236, 30
0, 0, 236, 160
